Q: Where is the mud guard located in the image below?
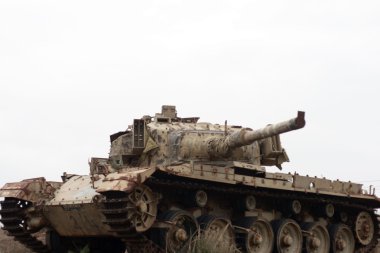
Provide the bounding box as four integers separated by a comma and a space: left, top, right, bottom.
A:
0, 177, 59, 202
96, 167, 156, 193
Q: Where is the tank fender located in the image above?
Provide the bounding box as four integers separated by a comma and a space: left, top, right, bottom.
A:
96, 167, 156, 193
0, 177, 58, 202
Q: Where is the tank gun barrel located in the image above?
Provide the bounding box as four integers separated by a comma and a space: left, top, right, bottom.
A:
207, 111, 305, 157
228, 111, 305, 148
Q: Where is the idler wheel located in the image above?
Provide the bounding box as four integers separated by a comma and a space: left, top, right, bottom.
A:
126, 184, 157, 232
235, 217, 274, 253
272, 219, 302, 253
198, 215, 236, 250
355, 211, 375, 246
329, 224, 355, 253
159, 210, 198, 253
302, 222, 330, 253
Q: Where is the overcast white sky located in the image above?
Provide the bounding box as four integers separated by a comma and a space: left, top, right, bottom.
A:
0, 1, 380, 192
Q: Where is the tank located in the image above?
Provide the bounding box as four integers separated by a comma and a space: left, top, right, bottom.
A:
0, 105, 379, 253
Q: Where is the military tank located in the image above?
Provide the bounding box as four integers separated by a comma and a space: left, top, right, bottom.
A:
0, 105, 379, 253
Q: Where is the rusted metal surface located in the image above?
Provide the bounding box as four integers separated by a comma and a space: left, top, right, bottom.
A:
41, 175, 110, 236
47, 175, 101, 205
0, 177, 59, 203
43, 203, 111, 237
96, 167, 155, 193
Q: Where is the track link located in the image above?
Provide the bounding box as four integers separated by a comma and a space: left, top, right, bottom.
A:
0, 198, 50, 253
100, 192, 164, 253
123, 235, 165, 253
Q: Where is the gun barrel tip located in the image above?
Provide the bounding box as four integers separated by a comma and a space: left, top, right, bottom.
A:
296, 111, 306, 128
297, 111, 305, 118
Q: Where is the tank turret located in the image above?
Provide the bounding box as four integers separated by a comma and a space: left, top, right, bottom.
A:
108, 106, 305, 169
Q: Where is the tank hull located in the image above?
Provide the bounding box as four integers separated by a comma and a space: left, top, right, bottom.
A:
1, 167, 380, 253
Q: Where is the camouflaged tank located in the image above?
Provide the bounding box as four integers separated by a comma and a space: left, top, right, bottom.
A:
1, 105, 379, 253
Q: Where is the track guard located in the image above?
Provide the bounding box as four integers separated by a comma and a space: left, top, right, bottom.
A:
0, 177, 59, 203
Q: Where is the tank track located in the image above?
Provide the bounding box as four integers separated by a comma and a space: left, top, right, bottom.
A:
372, 215, 380, 253
99, 175, 380, 253
147, 176, 380, 253
0, 198, 50, 253
122, 235, 165, 253
99, 192, 164, 253
1, 182, 377, 253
